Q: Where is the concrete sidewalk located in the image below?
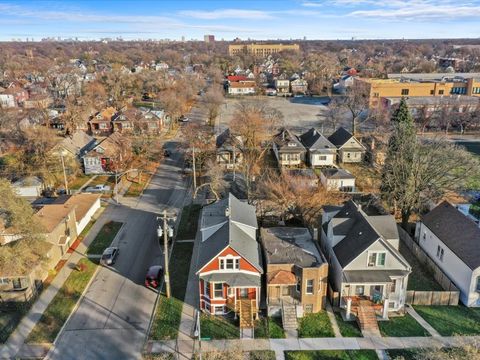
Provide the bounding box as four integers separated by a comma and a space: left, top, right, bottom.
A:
0, 206, 111, 360
149, 335, 480, 357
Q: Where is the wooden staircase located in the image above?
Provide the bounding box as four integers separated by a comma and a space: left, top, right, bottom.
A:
281, 302, 298, 330
356, 300, 380, 335
239, 299, 256, 329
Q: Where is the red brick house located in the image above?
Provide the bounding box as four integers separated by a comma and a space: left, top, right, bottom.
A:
196, 193, 263, 329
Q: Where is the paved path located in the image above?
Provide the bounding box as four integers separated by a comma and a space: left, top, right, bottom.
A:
0, 207, 107, 360
406, 306, 441, 337
325, 302, 342, 338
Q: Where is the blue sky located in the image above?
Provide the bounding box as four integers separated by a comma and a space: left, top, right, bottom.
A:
0, 0, 479, 41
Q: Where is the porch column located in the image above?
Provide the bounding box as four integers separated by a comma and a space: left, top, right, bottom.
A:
382, 299, 389, 320
346, 297, 352, 320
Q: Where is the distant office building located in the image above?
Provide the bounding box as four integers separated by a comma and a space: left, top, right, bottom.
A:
228, 43, 300, 57
204, 35, 215, 43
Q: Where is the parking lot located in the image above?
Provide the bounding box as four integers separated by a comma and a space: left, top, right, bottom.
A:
216, 96, 332, 135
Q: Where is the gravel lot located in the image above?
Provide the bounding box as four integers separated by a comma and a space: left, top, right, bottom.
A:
216, 96, 333, 135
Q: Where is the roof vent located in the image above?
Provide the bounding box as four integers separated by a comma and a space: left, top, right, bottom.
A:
225, 207, 230, 217
359, 231, 362, 235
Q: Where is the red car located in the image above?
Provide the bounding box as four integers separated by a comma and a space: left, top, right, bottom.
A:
145, 265, 163, 288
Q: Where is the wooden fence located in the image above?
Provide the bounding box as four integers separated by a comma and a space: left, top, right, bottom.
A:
398, 226, 460, 306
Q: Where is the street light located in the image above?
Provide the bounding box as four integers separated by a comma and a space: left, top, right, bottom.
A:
156, 210, 177, 298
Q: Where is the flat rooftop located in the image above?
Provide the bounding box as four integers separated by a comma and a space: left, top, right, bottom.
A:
260, 227, 323, 268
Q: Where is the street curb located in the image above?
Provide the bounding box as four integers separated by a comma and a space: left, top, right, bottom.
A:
44, 261, 101, 360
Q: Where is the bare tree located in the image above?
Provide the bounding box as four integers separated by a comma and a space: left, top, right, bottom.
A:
193, 159, 227, 201
333, 82, 369, 135
202, 85, 224, 126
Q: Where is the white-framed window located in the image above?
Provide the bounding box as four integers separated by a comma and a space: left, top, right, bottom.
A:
219, 256, 240, 271
355, 285, 365, 295
213, 283, 224, 299
205, 281, 210, 298
367, 252, 386, 267
296, 278, 301, 293
306, 279, 314, 294
319, 155, 327, 161
0, 278, 9, 285
213, 305, 225, 315
204, 301, 211, 312
476, 277, 480, 292
390, 279, 397, 293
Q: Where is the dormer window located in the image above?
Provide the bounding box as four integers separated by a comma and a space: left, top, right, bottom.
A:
219, 256, 240, 270
288, 142, 297, 147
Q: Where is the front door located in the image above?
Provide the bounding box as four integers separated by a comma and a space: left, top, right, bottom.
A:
370, 285, 383, 302
239, 288, 248, 299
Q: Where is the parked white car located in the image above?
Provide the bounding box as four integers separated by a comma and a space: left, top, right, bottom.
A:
84, 184, 111, 193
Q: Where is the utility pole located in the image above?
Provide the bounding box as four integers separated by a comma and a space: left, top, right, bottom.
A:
232, 147, 236, 181
157, 210, 176, 298
60, 154, 69, 194
192, 146, 197, 192
114, 171, 118, 204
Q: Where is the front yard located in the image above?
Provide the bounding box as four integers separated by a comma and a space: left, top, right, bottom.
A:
0, 309, 27, 343
413, 305, 480, 336
86, 221, 123, 255
124, 172, 152, 197
200, 314, 239, 339
27, 258, 97, 343
254, 317, 285, 339
298, 312, 335, 338
334, 313, 362, 337
378, 314, 429, 337
285, 350, 378, 360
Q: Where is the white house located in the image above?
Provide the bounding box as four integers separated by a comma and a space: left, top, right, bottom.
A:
12, 176, 43, 198
0, 93, 15, 108
299, 128, 336, 167
320, 168, 356, 192
228, 82, 256, 95
320, 200, 411, 321
415, 201, 480, 307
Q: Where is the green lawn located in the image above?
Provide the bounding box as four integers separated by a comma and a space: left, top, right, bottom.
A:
386, 349, 419, 360
285, 350, 378, 360
378, 314, 430, 337
170, 242, 194, 301
124, 173, 152, 197
298, 312, 335, 338
334, 313, 362, 337
68, 173, 92, 190
149, 296, 183, 340
176, 204, 202, 240
27, 258, 97, 343
399, 242, 442, 291
250, 350, 276, 360
200, 314, 239, 339
89, 175, 116, 188
254, 317, 285, 339
414, 305, 480, 336
86, 221, 123, 255
1, 309, 28, 343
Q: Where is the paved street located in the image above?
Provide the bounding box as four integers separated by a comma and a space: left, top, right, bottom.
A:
47, 140, 190, 360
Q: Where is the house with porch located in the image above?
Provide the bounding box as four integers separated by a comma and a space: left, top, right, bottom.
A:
260, 227, 328, 330
196, 193, 263, 332
320, 200, 411, 330
299, 128, 337, 167
415, 201, 480, 307
87, 107, 119, 136
216, 129, 243, 169
272, 128, 306, 168
328, 127, 366, 163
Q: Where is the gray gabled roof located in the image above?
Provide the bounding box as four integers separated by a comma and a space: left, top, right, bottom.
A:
330, 200, 400, 267
197, 193, 262, 274
321, 168, 355, 180
273, 128, 306, 153
328, 127, 354, 147
299, 128, 336, 153
422, 201, 480, 270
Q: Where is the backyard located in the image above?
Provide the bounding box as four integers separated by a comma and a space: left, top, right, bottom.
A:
86, 221, 123, 255
378, 314, 430, 337
413, 305, 480, 336
27, 258, 97, 343
298, 312, 335, 338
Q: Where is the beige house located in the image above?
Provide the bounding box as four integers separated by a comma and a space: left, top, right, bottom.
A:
328, 127, 366, 163
0, 194, 101, 303
260, 227, 328, 329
